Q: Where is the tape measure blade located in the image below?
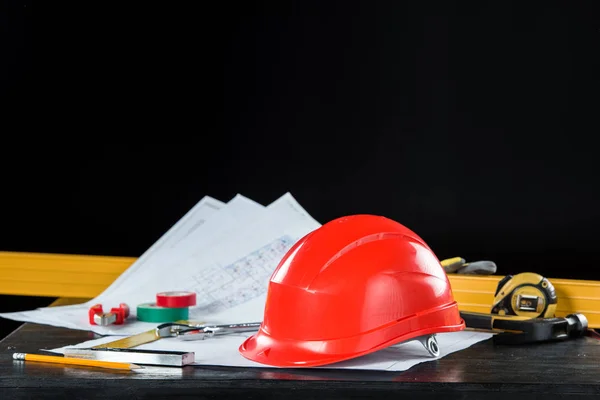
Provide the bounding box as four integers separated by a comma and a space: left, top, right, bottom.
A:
90, 320, 204, 350
92, 329, 160, 349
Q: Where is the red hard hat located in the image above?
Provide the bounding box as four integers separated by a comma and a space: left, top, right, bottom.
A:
239, 214, 465, 367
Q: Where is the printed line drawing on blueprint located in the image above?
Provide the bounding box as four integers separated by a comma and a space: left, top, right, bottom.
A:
185, 236, 295, 314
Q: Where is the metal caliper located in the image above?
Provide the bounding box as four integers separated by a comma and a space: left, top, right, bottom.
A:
156, 321, 262, 341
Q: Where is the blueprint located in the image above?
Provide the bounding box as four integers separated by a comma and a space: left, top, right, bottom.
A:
187, 236, 294, 316
0, 193, 320, 335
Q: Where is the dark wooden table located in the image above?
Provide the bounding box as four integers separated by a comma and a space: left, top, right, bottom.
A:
1, 323, 599, 399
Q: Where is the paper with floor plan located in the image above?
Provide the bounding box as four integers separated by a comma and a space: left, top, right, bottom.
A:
0, 194, 228, 330
0, 194, 254, 332
0, 192, 321, 336
48, 330, 493, 372
48, 194, 228, 311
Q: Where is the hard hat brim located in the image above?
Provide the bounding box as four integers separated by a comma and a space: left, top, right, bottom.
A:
239, 302, 465, 368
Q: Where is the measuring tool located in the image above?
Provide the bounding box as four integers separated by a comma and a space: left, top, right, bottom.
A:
92, 328, 162, 349
490, 272, 557, 319
453, 270, 591, 344
156, 321, 262, 340
440, 257, 600, 329
64, 348, 195, 367
90, 320, 206, 350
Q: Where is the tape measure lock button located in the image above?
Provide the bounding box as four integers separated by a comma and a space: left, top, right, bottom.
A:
515, 294, 541, 312
491, 272, 558, 319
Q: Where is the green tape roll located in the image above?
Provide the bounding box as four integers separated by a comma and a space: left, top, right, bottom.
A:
136, 302, 189, 323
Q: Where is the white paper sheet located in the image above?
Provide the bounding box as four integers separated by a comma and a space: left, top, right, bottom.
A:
0, 194, 264, 332
50, 195, 227, 310
0, 195, 230, 331
47, 330, 493, 371
0, 193, 320, 336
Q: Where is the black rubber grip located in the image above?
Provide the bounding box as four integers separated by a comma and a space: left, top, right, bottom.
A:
460, 311, 493, 330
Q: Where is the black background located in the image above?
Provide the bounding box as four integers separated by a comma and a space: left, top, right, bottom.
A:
1, 1, 599, 338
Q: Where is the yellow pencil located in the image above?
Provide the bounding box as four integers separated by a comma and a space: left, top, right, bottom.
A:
12, 352, 142, 371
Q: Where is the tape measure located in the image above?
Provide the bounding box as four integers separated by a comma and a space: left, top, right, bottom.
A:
490, 272, 557, 319
459, 272, 586, 344
443, 268, 592, 344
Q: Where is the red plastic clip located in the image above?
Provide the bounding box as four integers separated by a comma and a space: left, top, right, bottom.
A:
88, 303, 130, 326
